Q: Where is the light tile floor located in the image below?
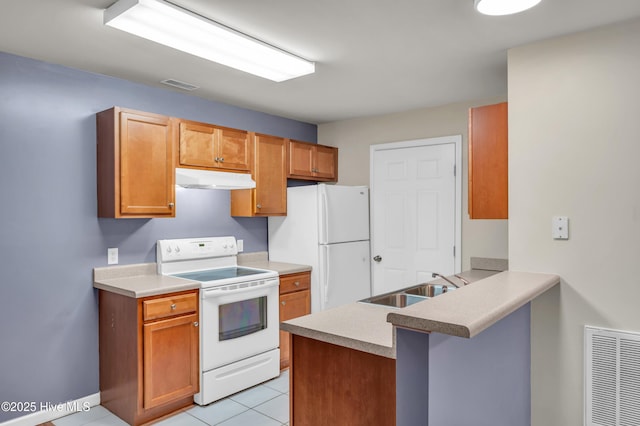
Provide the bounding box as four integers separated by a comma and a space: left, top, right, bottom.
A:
52, 370, 290, 426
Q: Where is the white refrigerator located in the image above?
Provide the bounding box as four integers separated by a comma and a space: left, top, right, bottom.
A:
268, 184, 371, 313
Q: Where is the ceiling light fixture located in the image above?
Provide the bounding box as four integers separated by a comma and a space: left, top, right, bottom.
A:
474, 0, 542, 16
104, 0, 315, 82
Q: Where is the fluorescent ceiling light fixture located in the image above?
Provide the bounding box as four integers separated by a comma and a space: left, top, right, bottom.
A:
474, 0, 542, 16
104, 0, 315, 82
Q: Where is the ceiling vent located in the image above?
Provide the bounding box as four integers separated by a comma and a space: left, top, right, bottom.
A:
585, 326, 640, 426
161, 79, 199, 91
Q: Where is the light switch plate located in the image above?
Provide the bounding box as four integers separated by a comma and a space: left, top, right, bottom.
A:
552, 216, 569, 240
237, 239, 244, 252
107, 247, 119, 264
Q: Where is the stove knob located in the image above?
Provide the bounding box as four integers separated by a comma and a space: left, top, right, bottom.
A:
223, 244, 228, 249
166, 246, 172, 253
175, 246, 181, 253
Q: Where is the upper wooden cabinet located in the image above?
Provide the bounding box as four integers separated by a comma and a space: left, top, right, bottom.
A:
468, 102, 508, 219
179, 120, 251, 172
97, 107, 176, 218
231, 133, 287, 217
287, 140, 338, 182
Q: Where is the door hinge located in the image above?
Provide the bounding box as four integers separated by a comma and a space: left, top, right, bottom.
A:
453, 164, 456, 177
453, 246, 456, 257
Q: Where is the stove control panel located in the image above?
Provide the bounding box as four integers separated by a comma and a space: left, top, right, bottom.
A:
157, 236, 238, 263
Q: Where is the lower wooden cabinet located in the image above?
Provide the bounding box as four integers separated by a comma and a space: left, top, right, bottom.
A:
279, 272, 311, 369
290, 335, 396, 425
99, 289, 199, 425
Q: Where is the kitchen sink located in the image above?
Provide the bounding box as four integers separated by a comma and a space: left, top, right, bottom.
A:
404, 283, 456, 297
359, 282, 456, 308
360, 293, 428, 308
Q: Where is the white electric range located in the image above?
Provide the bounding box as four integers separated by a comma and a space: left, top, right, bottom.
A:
157, 236, 280, 405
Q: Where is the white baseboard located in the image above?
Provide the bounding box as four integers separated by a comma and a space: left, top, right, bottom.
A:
0, 393, 100, 426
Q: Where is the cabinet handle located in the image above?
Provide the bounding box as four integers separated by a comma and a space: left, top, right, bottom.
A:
256, 204, 262, 209
215, 157, 220, 162
294, 281, 300, 287
281, 301, 286, 306
219, 157, 224, 163
193, 321, 199, 327
170, 303, 176, 310
168, 202, 174, 208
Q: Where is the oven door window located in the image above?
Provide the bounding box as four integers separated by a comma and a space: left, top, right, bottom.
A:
218, 296, 267, 341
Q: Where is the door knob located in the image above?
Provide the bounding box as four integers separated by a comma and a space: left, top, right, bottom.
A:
373, 255, 382, 262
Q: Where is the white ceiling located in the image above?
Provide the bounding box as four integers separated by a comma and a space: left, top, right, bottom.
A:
2, 0, 640, 124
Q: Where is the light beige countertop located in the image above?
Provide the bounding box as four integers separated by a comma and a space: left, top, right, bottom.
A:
281, 269, 560, 359
93, 253, 311, 298
93, 263, 200, 298
387, 271, 559, 338
280, 301, 397, 358
237, 251, 311, 275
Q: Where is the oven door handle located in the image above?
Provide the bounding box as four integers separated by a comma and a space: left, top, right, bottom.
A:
202, 278, 279, 298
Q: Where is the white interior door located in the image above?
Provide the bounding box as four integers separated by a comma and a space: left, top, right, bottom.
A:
370, 136, 461, 295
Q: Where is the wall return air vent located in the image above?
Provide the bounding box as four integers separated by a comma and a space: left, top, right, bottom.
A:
585, 326, 640, 426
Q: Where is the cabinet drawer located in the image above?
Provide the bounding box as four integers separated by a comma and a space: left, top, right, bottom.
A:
279, 272, 311, 294
143, 292, 198, 321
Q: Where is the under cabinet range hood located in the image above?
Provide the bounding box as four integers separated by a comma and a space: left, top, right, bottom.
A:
175, 167, 256, 190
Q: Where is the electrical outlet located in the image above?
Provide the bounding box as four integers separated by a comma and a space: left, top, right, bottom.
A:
107, 248, 119, 264
237, 239, 244, 252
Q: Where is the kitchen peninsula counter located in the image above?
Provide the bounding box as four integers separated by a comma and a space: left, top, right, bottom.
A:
281, 270, 560, 357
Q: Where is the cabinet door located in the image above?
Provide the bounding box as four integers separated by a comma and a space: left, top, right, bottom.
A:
119, 110, 175, 216
216, 127, 251, 172
254, 134, 286, 215
288, 140, 314, 177
179, 121, 216, 168
313, 145, 338, 181
230, 133, 286, 217
279, 289, 310, 369
468, 102, 508, 219
143, 313, 199, 409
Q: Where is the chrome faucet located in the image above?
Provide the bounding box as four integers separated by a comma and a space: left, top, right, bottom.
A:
454, 274, 471, 285
432, 272, 461, 288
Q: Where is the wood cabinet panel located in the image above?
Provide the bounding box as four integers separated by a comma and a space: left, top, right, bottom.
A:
290, 335, 396, 425
143, 313, 199, 409
178, 120, 250, 172
98, 289, 198, 425
313, 144, 338, 180
217, 127, 251, 171
287, 140, 338, 182
179, 121, 216, 168
468, 102, 508, 219
279, 272, 311, 294
143, 292, 197, 321
97, 107, 175, 218
288, 141, 314, 177
279, 271, 311, 370
231, 133, 287, 217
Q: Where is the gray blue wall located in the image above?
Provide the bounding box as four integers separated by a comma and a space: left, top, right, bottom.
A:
0, 51, 316, 422
396, 304, 531, 426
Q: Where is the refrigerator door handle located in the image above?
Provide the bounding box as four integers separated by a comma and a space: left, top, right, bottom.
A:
322, 245, 330, 307
320, 188, 329, 244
